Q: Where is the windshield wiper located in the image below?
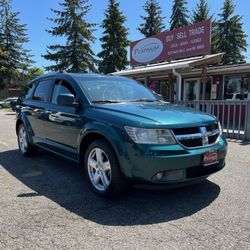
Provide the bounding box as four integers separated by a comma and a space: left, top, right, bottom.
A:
131, 98, 158, 102
92, 100, 122, 104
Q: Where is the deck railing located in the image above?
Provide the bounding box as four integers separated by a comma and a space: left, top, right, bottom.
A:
175, 100, 250, 141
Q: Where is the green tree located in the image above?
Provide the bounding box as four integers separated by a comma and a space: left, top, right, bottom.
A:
211, 21, 220, 54
170, 0, 189, 30
216, 0, 247, 64
192, 0, 209, 23
98, 0, 129, 74
138, 0, 165, 37
0, 0, 10, 83
0, 0, 33, 80
192, 0, 218, 53
0, 45, 8, 90
21, 67, 44, 82
0, 43, 7, 72
43, 0, 96, 73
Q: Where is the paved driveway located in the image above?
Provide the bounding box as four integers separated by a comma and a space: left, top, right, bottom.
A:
0, 110, 249, 249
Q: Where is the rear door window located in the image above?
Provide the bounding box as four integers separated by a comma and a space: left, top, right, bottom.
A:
33, 79, 53, 102
21, 82, 37, 100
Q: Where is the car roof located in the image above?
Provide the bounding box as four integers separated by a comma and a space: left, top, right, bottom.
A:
32, 72, 127, 82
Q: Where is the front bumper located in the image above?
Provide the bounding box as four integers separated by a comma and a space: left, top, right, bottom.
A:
120, 136, 227, 184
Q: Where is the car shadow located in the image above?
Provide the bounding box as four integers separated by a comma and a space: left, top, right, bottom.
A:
0, 149, 221, 226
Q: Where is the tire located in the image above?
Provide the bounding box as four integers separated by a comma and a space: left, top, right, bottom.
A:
17, 123, 36, 157
84, 139, 128, 198
0, 105, 3, 109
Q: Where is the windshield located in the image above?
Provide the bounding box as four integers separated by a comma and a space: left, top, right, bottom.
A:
76, 76, 160, 103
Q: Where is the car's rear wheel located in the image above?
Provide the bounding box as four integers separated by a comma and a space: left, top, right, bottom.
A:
84, 139, 128, 198
18, 124, 36, 156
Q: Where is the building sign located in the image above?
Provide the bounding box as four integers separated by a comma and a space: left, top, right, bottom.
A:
130, 19, 211, 66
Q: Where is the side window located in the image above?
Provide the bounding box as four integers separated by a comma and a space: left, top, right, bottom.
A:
33, 79, 53, 102
51, 80, 76, 105
21, 82, 37, 100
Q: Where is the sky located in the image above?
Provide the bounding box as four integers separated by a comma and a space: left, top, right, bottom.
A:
11, 0, 250, 69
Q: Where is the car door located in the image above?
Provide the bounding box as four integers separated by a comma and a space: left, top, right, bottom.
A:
44, 79, 83, 152
24, 78, 54, 141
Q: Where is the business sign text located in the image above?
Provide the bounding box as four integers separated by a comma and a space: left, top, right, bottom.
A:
130, 19, 211, 66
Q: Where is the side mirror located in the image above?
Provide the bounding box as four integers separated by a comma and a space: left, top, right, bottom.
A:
72, 99, 81, 109
57, 94, 81, 108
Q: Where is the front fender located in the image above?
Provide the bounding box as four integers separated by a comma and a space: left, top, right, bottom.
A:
77, 121, 131, 177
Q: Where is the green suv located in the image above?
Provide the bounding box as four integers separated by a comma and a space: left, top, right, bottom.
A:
16, 73, 227, 197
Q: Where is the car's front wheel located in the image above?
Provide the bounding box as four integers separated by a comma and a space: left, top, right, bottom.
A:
84, 139, 128, 198
17, 124, 36, 156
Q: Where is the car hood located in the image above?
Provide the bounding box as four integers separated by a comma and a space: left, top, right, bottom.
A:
95, 102, 216, 127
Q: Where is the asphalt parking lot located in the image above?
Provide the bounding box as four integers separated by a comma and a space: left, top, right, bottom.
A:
0, 110, 249, 250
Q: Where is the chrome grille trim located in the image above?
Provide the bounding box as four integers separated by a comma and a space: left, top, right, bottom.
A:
172, 126, 220, 149
175, 129, 220, 140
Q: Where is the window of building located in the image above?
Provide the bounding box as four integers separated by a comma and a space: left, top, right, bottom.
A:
184, 79, 200, 101
148, 80, 170, 101
160, 81, 170, 101
224, 76, 249, 100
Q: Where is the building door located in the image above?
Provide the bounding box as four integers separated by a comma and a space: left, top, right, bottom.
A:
199, 77, 213, 100
184, 79, 200, 101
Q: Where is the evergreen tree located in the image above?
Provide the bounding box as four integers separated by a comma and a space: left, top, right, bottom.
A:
216, 0, 247, 64
170, 0, 189, 30
0, 0, 33, 79
192, 0, 209, 23
43, 0, 96, 73
192, 0, 218, 53
0, 0, 10, 82
0, 42, 8, 74
211, 21, 220, 54
0, 45, 8, 89
98, 0, 129, 74
138, 0, 165, 37
21, 67, 44, 83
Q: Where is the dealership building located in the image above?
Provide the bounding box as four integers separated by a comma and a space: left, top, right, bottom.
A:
113, 20, 250, 102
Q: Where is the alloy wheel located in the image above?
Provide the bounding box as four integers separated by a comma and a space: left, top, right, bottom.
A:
87, 147, 112, 191
18, 126, 28, 153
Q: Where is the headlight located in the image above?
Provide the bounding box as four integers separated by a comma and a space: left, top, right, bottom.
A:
218, 121, 223, 135
125, 126, 176, 144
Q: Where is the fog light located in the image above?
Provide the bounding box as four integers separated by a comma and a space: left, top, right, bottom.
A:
164, 170, 184, 181
156, 172, 163, 180
152, 170, 185, 182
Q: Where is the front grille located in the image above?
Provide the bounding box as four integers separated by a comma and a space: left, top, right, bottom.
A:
179, 138, 203, 148
172, 124, 220, 149
172, 127, 200, 135
208, 134, 218, 144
